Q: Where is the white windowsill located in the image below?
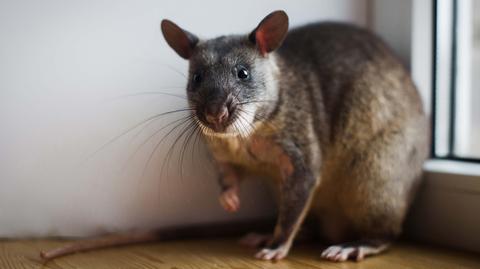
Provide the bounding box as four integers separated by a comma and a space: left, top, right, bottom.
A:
406, 159, 480, 253
424, 159, 480, 193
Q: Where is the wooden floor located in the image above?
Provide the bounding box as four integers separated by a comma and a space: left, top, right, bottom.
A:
1, 238, 479, 269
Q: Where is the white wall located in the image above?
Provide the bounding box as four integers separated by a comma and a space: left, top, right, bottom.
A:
0, 0, 367, 237
370, 0, 433, 114
370, 0, 412, 69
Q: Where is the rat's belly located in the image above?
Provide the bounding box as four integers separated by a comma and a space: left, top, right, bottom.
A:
206, 135, 284, 179
207, 136, 256, 165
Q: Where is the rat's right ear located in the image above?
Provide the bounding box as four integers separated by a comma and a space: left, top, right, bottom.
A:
161, 20, 199, 59
249, 10, 289, 56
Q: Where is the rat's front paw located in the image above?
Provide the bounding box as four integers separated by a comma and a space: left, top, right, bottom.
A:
219, 188, 239, 212
254, 244, 290, 261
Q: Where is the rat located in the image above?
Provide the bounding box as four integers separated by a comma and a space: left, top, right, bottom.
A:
40, 10, 429, 262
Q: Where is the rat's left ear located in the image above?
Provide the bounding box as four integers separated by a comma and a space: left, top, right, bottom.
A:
249, 10, 289, 56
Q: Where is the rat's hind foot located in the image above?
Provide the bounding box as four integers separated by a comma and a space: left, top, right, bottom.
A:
320, 241, 390, 262
238, 232, 271, 248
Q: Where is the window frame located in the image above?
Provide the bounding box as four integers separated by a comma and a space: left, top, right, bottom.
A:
405, 0, 480, 254
431, 0, 480, 162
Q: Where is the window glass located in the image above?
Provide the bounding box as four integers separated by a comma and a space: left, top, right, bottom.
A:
453, 0, 480, 158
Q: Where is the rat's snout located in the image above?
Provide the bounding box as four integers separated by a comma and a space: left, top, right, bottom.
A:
205, 106, 229, 127
202, 98, 237, 132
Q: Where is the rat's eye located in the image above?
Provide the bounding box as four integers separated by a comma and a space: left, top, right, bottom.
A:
237, 66, 249, 80
192, 72, 202, 84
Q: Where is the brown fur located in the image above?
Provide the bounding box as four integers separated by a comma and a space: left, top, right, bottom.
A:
163, 11, 429, 261
39, 11, 429, 263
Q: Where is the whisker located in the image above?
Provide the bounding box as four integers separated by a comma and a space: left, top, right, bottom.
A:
237, 99, 276, 106
236, 106, 279, 133
164, 64, 188, 79
139, 115, 194, 180
232, 85, 243, 103
178, 120, 199, 179
235, 112, 253, 139
83, 108, 195, 162
106, 91, 187, 101
161, 119, 197, 181
120, 114, 193, 173
190, 123, 202, 171
127, 110, 190, 149
231, 115, 248, 143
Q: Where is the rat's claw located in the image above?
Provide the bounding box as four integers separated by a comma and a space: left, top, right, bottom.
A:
320, 245, 356, 262
219, 188, 240, 212
320, 242, 389, 262
254, 244, 290, 261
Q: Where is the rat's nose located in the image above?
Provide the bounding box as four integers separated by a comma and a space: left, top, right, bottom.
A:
205, 106, 229, 126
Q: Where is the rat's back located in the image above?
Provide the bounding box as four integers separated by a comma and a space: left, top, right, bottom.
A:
274, 22, 429, 244
278, 22, 397, 78
276, 22, 427, 154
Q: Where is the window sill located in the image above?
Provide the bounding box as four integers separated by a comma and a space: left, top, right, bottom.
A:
423, 159, 480, 193
405, 159, 480, 254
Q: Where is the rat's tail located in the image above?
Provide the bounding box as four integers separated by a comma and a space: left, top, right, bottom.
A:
40, 231, 159, 260
39, 219, 273, 262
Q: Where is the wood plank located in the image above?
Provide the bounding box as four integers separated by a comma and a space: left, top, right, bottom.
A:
0, 238, 479, 269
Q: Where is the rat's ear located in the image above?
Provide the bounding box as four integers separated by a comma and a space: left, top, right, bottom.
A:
161, 19, 199, 59
249, 10, 289, 55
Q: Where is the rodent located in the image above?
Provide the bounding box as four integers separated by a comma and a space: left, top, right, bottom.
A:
162, 10, 428, 261
40, 10, 429, 262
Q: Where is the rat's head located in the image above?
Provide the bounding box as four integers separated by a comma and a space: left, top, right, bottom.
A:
161, 11, 288, 137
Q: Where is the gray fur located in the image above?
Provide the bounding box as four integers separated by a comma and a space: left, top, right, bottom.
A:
162, 11, 429, 262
